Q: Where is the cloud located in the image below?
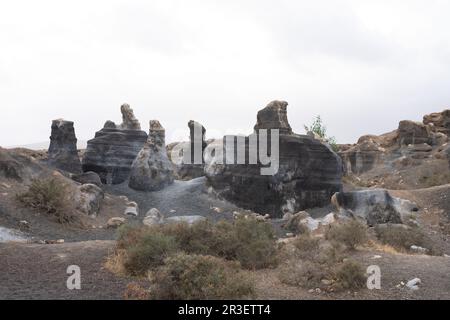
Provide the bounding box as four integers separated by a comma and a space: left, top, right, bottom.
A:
1, 0, 450, 148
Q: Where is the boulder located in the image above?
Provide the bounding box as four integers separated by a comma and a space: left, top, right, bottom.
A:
75, 183, 104, 216
124, 201, 139, 216
82, 104, 148, 184
143, 208, 164, 226
206, 100, 343, 218
398, 120, 433, 146
129, 120, 175, 191
331, 189, 417, 226
107, 217, 126, 228
71, 171, 102, 187
47, 119, 82, 173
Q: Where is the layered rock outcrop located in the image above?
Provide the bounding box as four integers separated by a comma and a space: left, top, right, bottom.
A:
172, 120, 207, 180
206, 100, 343, 218
47, 119, 82, 173
423, 109, 450, 136
82, 104, 147, 184
129, 120, 175, 191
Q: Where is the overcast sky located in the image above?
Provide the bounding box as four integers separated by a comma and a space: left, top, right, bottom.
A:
1, 0, 450, 148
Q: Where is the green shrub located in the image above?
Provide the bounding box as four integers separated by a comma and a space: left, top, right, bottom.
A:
152, 253, 255, 300
325, 220, 368, 250
335, 260, 366, 290
124, 232, 178, 276
16, 178, 75, 224
117, 217, 278, 276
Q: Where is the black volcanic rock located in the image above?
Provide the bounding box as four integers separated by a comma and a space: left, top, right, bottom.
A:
47, 119, 82, 173
129, 120, 174, 191
175, 120, 207, 180
205, 100, 343, 218
81, 104, 147, 184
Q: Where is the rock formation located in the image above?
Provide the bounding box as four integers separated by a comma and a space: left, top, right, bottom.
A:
128, 120, 175, 191
172, 120, 207, 180
331, 189, 418, 226
206, 100, 343, 218
397, 120, 433, 146
339, 109, 450, 188
254, 100, 292, 134
47, 119, 82, 173
82, 104, 148, 184
423, 109, 450, 135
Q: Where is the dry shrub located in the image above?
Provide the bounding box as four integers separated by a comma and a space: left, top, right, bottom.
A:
335, 260, 366, 290
292, 234, 320, 260
325, 220, 368, 250
278, 260, 327, 288
16, 178, 77, 224
124, 283, 150, 300
151, 253, 255, 300
375, 224, 441, 255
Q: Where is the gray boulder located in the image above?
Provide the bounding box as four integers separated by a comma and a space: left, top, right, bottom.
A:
331, 189, 418, 226
75, 183, 104, 216
48, 119, 82, 174
129, 120, 175, 191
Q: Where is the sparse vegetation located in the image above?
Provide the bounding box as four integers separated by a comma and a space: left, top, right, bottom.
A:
335, 260, 366, 290
419, 172, 450, 188
151, 253, 255, 300
15, 178, 76, 224
304, 115, 338, 152
117, 217, 278, 274
123, 232, 178, 276
375, 224, 441, 255
325, 220, 368, 250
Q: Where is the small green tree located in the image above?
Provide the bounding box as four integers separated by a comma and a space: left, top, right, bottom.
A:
304, 115, 338, 152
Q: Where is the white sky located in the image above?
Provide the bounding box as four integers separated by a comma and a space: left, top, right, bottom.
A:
1, 0, 450, 147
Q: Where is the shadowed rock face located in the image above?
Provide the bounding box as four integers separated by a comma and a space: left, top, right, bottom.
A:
82, 105, 147, 184
206, 100, 343, 218
129, 120, 174, 191
47, 119, 82, 174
